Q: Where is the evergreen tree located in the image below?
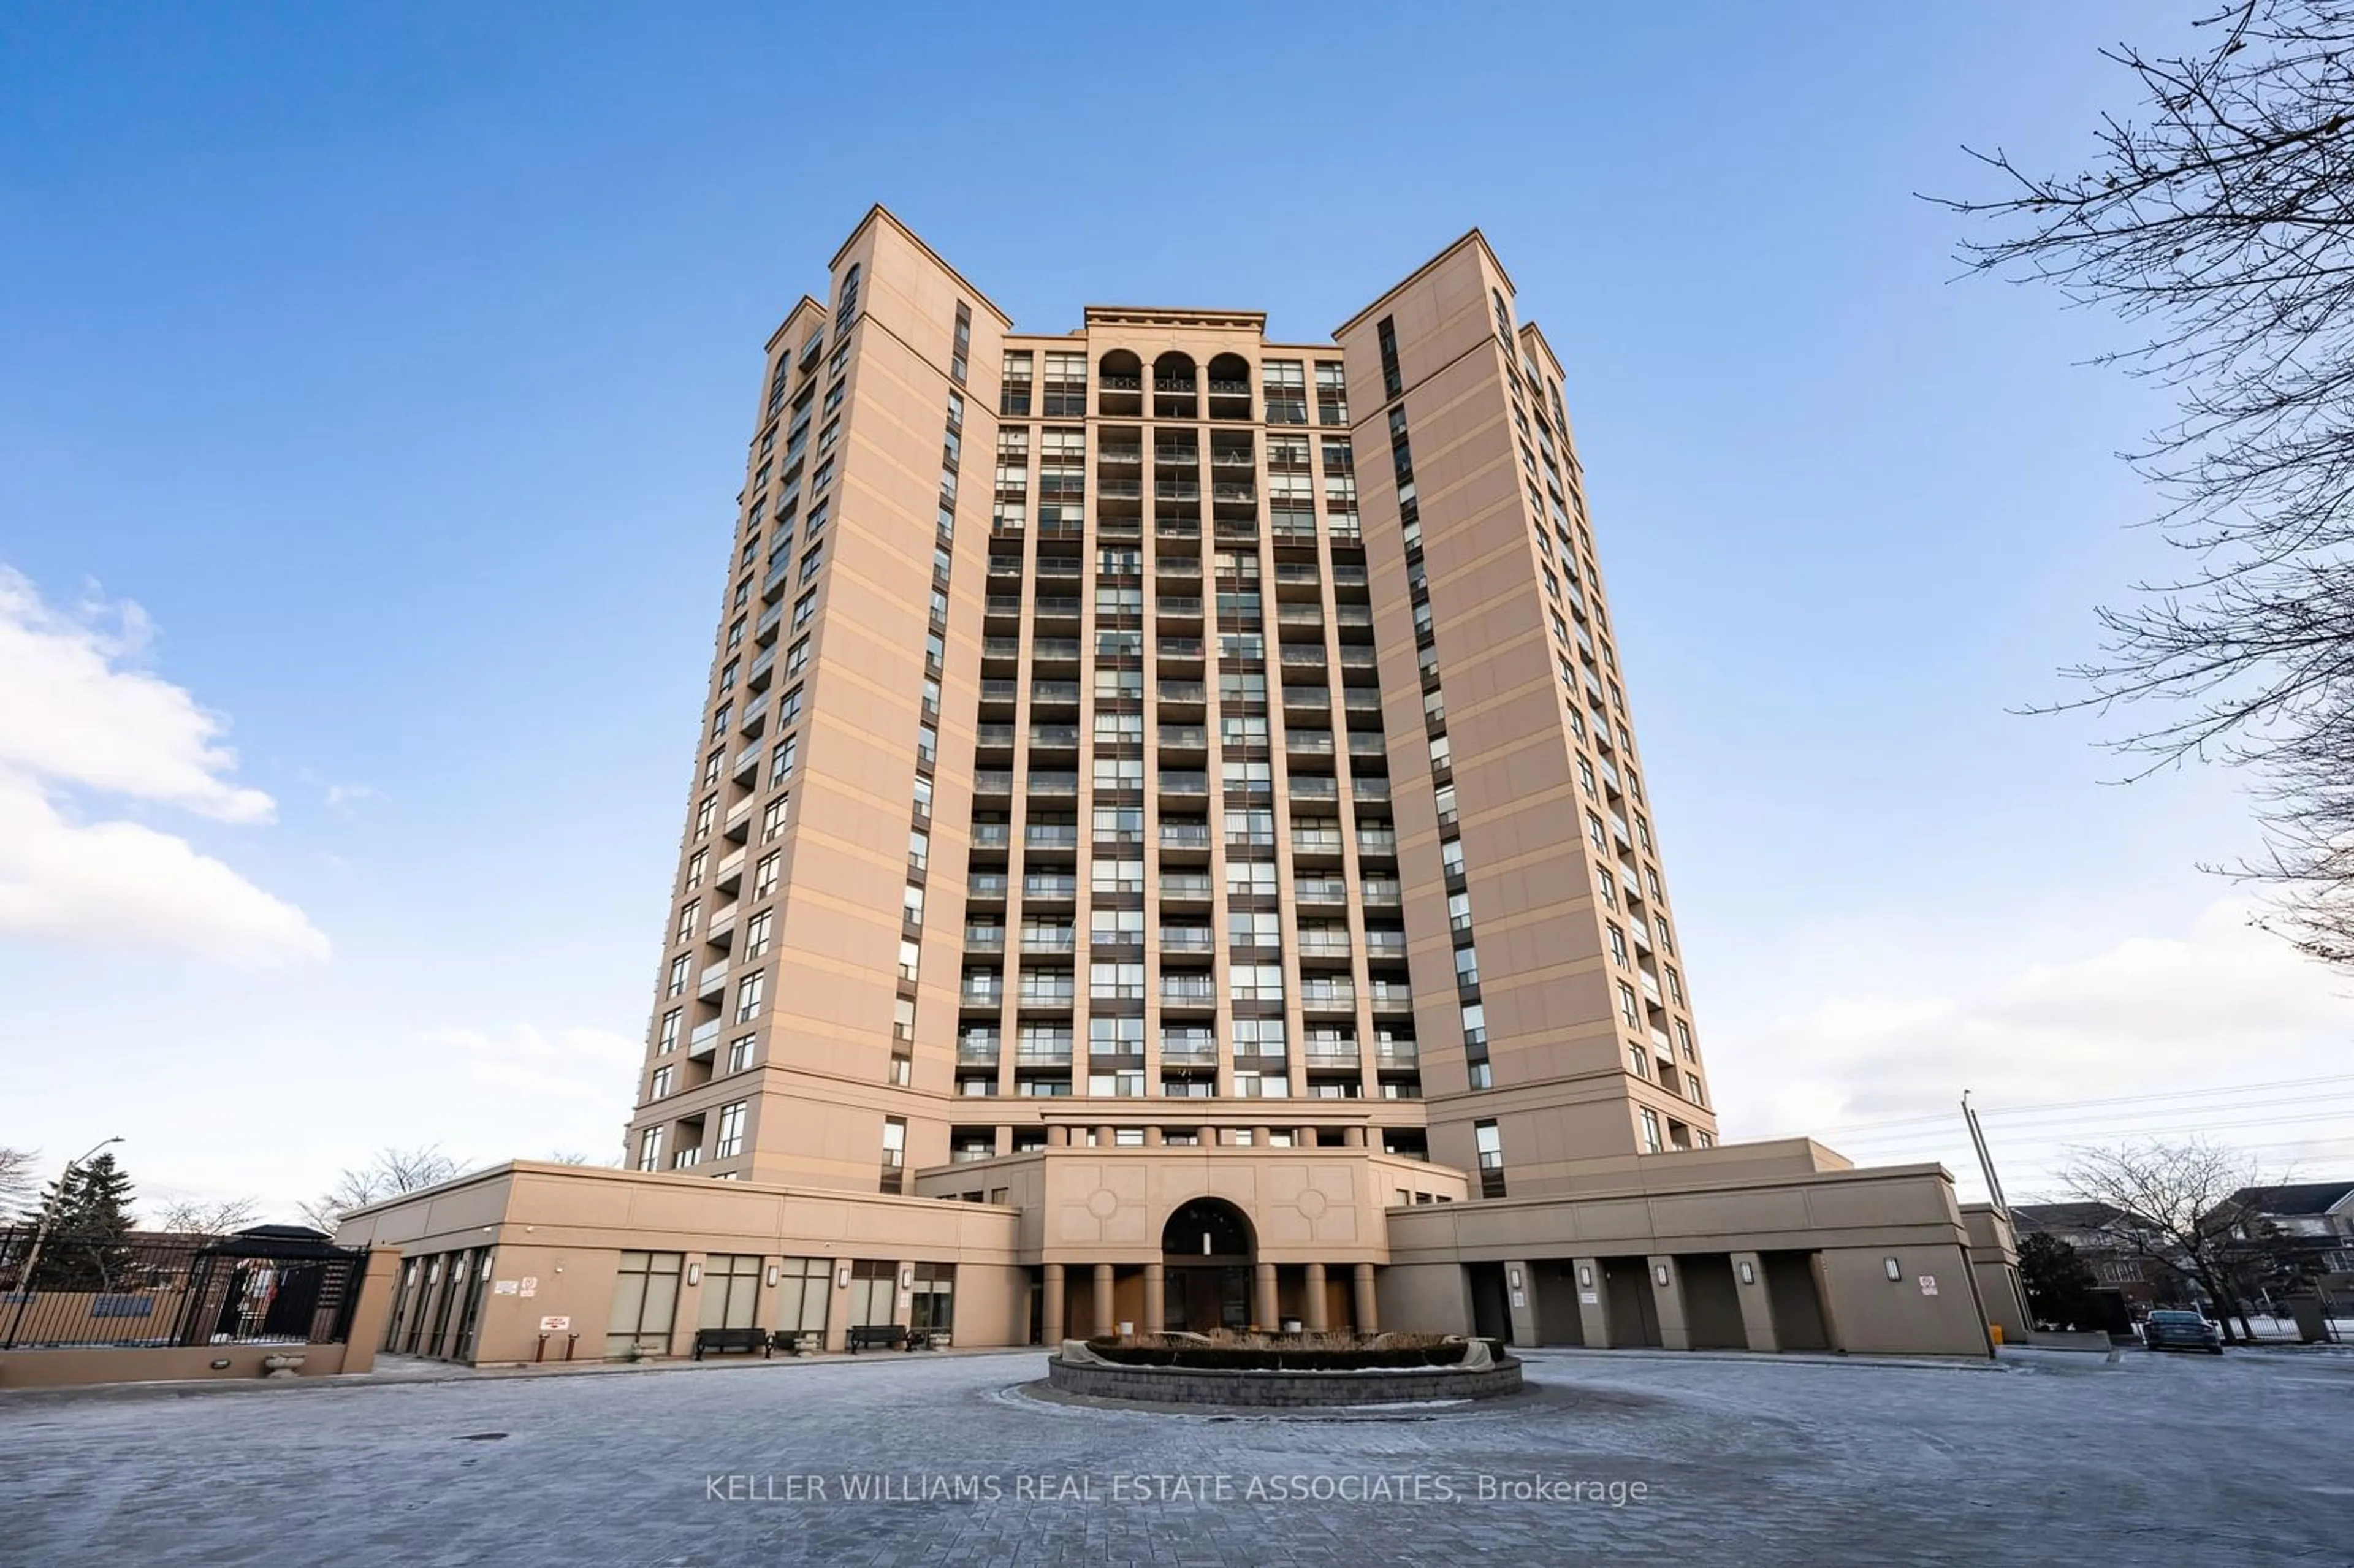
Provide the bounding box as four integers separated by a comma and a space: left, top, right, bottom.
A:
31, 1152, 137, 1292
2018, 1233, 2102, 1331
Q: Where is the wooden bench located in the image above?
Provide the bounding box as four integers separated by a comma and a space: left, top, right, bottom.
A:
769, 1329, 823, 1357
691, 1326, 771, 1361
846, 1325, 909, 1353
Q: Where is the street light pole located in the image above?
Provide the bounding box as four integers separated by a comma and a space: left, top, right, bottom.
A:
2, 1136, 124, 1350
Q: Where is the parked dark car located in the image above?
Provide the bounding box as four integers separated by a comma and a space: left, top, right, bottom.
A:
2142, 1309, 2223, 1353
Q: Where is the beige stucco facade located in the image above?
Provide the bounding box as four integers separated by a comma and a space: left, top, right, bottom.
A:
318, 208, 1998, 1366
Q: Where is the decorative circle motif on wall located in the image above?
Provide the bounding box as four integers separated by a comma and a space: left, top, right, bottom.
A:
1295, 1189, 1328, 1219
1085, 1187, 1121, 1219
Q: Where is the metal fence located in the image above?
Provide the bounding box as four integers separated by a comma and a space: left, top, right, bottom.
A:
0, 1225, 367, 1350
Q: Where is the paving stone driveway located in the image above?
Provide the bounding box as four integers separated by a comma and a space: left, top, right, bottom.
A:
2, 1345, 2344, 1565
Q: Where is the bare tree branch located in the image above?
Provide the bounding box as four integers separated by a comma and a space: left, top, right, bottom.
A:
299, 1145, 465, 1233
1930, 1, 2354, 966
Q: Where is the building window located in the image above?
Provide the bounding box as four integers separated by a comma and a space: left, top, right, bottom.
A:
658, 1008, 681, 1054
1618, 982, 1640, 1027
636, 1127, 664, 1172
666, 954, 690, 998
606, 1250, 684, 1358
726, 1034, 755, 1073
762, 797, 789, 840
755, 852, 780, 900
744, 910, 773, 958
1000, 352, 1033, 416
735, 970, 766, 1022
650, 1065, 675, 1099
696, 1252, 761, 1330
1377, 316, 1401, 399
880, 1118, 907, 1194
714, 1102, 746, 1159
1640, 1107, 1664, 1154
1474, 1119, 1506, 1198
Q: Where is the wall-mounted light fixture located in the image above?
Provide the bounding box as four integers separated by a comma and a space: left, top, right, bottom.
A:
1577, 1265, 1593, 1289
686, 1263, 702, 1287
1507, 1268, 1523, 1290
836, 1263, 851, 1290
1884, 1257, 1902, 1282
1738, 1260, 1756, 1286
1653, 1263, 1670, 1287
765, 1265, 779, 1287
900, 1264, 915, 1290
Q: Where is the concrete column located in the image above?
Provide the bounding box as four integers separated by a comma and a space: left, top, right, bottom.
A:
672, 1252, 709, 1357
1095, 1125, 1116, 1149
1048, 1125, 1069, 1147
1093, 1263, 1117, 1338
1253, 1262, 1278, 1331
1145, 1127, 1164, 1146
1572, 1257, 1609, 1347
1143, 1262, 1165, 1334
1353, 1263, 1379, 1334
1647, 1254, 1691, 1350
1252, 1125, 1271, 1146
1304, 1263, 1328, 1332
1197, 1125, 1217, 1146
1343, 1126, 1366, 1147
1504, 1258, 1539, 1347
340, 1247, 405, 1373
1042, 1263, 1065, 1345
1729, 1251, 1778, 1352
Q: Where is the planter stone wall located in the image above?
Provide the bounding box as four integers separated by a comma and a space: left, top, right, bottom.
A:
1046, 1354, 1523, 1407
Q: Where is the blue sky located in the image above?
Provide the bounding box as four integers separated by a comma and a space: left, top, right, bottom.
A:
2, 2, 2346, 1217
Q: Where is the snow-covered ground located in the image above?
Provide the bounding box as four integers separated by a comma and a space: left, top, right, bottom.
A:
2, 1345, 2346, 1565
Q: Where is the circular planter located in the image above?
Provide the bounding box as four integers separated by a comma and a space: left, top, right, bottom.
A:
1046, 1349, 1523, 1407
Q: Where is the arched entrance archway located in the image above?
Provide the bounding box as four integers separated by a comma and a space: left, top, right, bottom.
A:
1161, 1197, 1255, 1333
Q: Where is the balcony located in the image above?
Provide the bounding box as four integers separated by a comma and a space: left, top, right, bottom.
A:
1014, 1040, 1073, 1067
1028, 771, 1078, 798
1290, 826, 1346, 858
1640, 970, 1663, 1007
1363, 931, 1408, 961
1159, 771, 1209, 799
974, 769, 1013, 796
956, 1033, 1002, 1066
1159, 823, 1212, 852
1289, 776, 1339, 804
964, 926, 1006, 954
1367, 980, 1414, 1010
754, 601, 784, 645
1356, 828, 1398, 856
1300, 981, 1357, 1011
1157, 637, 1205, 664
745, 649, 776, 695
1374, 1042, 1420, 1070
1362, 878, 1401, 907
1034, 597, 1082, 622
1161, 873, 1214, 904
1296, 932, 1354, 961
1034, 637, 1081, 664
1157, 926, 1214, 954
1159, 1037, 1217, 1067
714, 848, 746, 892
960, 980, 1006, 1006
1156, 596, 1203, 621
1019, 926, 1076, 955
1155, 481, 1200, 503
979, 678, 1019, 709
976, 723, 1016, 752
1352, 777, 1392, 804
971, 823, 1012, 850
1295, 876, 1349, 905
1022, 875, 1078, 903
1028, 725, 1081, 752
1286, 730, 1335, 757
723, 799, 753, 842
969, 873, 1010, 902
730, 745, 762, 784
696, 960, 731, 999
1160, 977, 1219, 1007
1301, 1045, 1362, 1070
736, 693, 769, 738
687, 1019, 723, 1059
705, 902, 738, 943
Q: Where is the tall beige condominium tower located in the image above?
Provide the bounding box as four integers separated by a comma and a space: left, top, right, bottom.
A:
623, 207, 1716, 1204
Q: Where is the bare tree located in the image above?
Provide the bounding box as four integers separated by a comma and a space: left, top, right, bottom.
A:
150, 1196, 261, 1238
0, 1146, 36, 1220
299, 1145, 465, 1233
1932, 1, 2354, 967
2058, 1138, 2283, 1341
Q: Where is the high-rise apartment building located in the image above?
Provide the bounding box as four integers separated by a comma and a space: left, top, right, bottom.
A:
625, 207, 1715, 1198
343, 208, 2011, 1363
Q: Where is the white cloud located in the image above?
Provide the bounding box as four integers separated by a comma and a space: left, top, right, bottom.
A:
0, 566, 327, 967
422, 1022, 642, 1100
1715, 900, 2354, 1189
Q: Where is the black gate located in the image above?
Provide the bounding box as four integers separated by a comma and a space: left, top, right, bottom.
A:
0, 1223, 368, 1350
